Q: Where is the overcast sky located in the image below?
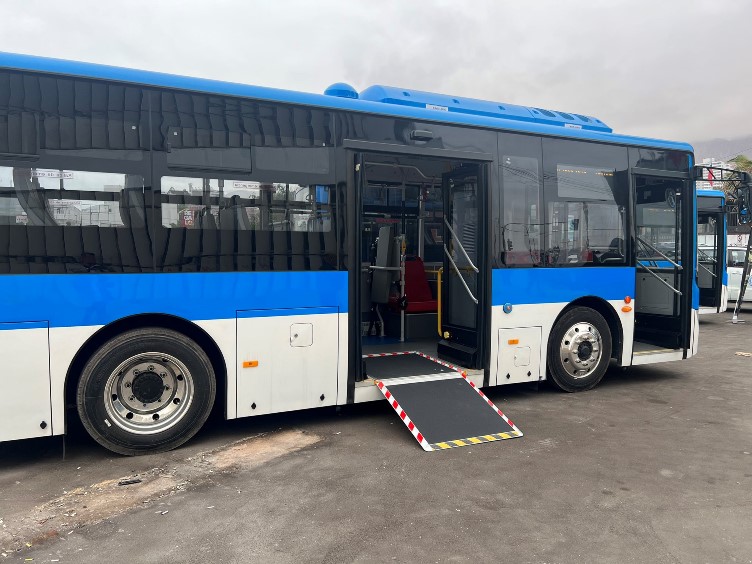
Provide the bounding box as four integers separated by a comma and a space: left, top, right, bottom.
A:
1, 0, 749, 143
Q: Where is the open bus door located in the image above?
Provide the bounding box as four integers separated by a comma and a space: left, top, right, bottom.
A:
730, 172, 752, 322
697, 192, 727, 313
632, 174, 693, 360
437, 164, 488, 369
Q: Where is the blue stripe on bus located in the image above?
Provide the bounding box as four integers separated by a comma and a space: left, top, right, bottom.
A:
0, 321, 48, 330
0, 271, 348, 329
492, 267, 636, 306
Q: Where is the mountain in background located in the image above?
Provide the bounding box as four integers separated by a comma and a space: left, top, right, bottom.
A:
691, 135, 752, 162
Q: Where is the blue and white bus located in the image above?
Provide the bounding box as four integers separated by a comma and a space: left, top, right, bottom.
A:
696, 188, 727, 314
0, 53, 702, 455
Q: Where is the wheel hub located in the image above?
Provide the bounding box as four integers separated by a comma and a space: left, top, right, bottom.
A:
559, 322, 602, 379
104, 353, 193, 435
131, 371, 164, 404
577, 341, 593, 361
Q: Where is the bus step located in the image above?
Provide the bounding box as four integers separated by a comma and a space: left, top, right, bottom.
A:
364, 352, 522, 451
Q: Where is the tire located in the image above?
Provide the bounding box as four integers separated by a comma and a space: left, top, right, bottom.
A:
76, 328, 216, 456
547, 306, 612, 392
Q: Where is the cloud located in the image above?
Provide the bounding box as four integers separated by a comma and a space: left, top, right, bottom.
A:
1, 0, 749, 142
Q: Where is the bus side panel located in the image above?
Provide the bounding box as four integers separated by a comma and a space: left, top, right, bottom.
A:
0, 322, 53, 441
489, 267, 636, 385
0, 271, 348, 434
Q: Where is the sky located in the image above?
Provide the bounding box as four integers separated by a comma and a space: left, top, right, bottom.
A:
0, 0, 749, 143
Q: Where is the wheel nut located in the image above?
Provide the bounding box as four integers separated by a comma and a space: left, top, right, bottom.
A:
129, 395, 135, 401
133, 369, 140, 375
164, 385, 170, 391
160, 372, 166, 378
125, 382, 131, 388
148, 365, 154, 371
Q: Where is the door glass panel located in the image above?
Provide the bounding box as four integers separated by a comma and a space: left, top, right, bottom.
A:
444, 173, 479, 332
635, 177, 683, 316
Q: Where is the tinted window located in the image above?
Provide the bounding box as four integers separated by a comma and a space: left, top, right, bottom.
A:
152, 95, 337, 272
157, 92, 252, 171
635, 176, 682, 263
498, 133, 543, 267
697, 196, 723, 211
157, 175, 335, 272
728, 248, 750, 268
0, 71, 149, 162
629, 148, 690, 172
0, 71, 152, 274
543, 139, 629, 266
0, 165, 150, 273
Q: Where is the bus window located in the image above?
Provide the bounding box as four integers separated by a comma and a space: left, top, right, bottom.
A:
499, 133, 543, 267
543, 139, 629, 267
0, 166, 149, 273
158, 176, 335, 272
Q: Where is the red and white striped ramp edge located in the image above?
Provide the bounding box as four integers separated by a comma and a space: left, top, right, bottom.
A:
368, 351, 523, 451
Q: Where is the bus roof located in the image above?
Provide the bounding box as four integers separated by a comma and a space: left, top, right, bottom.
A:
0, 51, 694, 154
697, 189, 725, 199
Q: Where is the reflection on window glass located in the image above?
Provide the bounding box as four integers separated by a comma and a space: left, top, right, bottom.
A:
166, 127, 252, 171
543, 139, 628, 267
501, 155, 541, 266
160, 176, 332, 232
728, 249, 751, 268
0, 166, 143, 228
631, 148, 689, 172
157, 175, 336, 272
635, 178, 681, 264
0, 165, 150, 274
548, 165, 625, 266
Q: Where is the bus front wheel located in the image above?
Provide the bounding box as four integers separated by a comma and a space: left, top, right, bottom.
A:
547, 307, 612, 392
76, 328, 216, 455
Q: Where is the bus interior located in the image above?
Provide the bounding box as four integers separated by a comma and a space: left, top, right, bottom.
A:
356, 153, 485, 379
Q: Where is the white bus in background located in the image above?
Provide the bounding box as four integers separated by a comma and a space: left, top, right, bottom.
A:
727, 246, 752, 303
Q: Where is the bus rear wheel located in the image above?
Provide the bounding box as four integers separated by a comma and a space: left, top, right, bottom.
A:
547, 307, 612, 392
76, 328, 216, 456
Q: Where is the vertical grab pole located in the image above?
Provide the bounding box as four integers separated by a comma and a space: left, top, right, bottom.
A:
400, 236, 406, 343
437, 267, 443, 337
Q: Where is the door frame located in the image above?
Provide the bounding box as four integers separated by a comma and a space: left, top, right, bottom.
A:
697, 208, 726, 310
344, 141, 494, 399
440, 164, 486, 356
632, 169, 694, 352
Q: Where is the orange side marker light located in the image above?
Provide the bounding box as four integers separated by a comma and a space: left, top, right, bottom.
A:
243, 360, 259, 368
508, 339, 519, 345
621, 306, 632, 313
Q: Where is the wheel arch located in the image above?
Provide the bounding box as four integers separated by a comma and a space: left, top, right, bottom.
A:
553, 296, 623, 362
64, 313, 227, 433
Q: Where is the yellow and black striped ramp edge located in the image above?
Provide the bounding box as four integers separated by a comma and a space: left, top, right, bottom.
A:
367, 352, 522, 451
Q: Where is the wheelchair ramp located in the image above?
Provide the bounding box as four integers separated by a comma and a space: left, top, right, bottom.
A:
364, 352, 522, 451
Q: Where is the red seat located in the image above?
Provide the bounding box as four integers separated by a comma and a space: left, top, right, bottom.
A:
390, 256, 438, 313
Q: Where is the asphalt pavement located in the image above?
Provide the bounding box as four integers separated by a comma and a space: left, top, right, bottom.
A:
2, 306, 752, 563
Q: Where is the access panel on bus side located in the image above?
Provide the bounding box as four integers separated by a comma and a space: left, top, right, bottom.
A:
0, 322, 52, 441
235, 308, 339, 417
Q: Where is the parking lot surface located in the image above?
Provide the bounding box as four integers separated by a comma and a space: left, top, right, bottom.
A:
2, 308, 752, 563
